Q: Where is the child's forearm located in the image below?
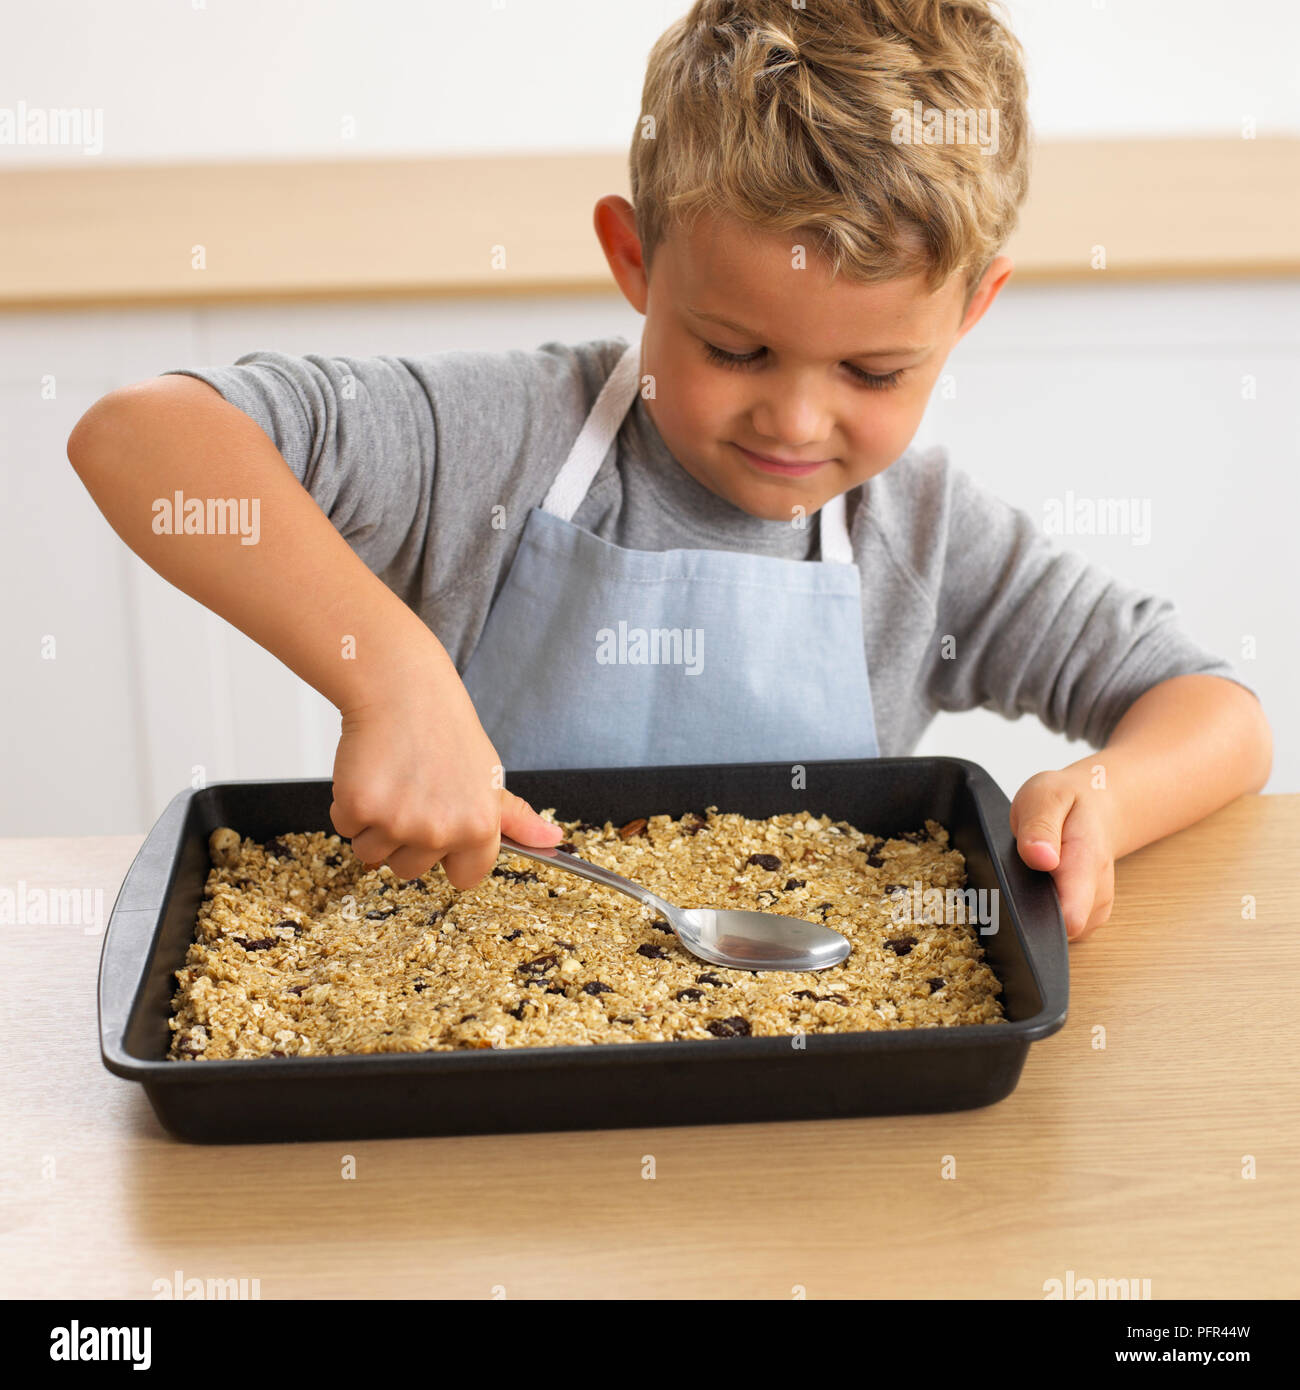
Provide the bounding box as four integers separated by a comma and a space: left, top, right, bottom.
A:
67, 374, 454, 715
1057, 674, 1273, 860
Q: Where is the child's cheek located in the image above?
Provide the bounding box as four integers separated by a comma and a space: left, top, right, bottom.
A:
851, 390, 930, 473
657, 366, 727, 445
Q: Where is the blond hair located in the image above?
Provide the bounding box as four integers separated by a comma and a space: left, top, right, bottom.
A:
630, 0, 1032, 307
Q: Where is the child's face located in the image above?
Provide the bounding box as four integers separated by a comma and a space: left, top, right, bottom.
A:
599, 200, 1008, 522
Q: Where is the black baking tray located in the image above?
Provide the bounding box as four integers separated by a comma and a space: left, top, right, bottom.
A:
99, 758, 1067, 1144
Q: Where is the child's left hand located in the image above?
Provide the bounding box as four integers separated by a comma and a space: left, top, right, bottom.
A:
1009, 769, 1115, 942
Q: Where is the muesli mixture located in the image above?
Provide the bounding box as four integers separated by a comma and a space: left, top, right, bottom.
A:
168, 807, 1004, 1058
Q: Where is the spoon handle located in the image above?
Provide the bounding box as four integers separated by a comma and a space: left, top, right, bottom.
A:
499, 834, 675, 919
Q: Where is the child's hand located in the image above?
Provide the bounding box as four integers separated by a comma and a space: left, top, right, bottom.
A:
328, 657, 563, 890
1009, 770, 1115, 942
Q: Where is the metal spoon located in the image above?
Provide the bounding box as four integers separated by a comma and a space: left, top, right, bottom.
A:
498, 834, 851, 972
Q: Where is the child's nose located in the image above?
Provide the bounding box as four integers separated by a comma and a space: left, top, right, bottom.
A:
748, 392, 834, 450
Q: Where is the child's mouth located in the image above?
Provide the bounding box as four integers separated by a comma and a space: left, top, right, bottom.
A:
732, 444, 831, 478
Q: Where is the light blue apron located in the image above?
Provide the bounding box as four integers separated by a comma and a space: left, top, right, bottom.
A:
460, 338, 879, 770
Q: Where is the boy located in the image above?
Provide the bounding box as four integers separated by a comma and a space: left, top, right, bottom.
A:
67, 0, 1270, 941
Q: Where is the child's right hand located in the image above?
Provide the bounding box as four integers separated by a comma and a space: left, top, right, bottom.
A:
328, 655, 563, 889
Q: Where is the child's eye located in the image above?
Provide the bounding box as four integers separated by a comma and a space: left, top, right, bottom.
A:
703, 341, 764, 370
845, 364, 904, 391
702, 340, 904, 391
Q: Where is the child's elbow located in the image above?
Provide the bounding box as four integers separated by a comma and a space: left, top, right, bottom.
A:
67, 383, 139, 480
1238, 686, 1273, 793
69, 375, 222, 481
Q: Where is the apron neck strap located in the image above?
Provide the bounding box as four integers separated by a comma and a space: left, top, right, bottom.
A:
541, 336, 856, 566
541, 340, 642, 521
817, 490, 855, 564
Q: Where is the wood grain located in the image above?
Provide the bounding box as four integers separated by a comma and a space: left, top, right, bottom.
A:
3, 138, 1296, 308
1, 795, 1296, 1299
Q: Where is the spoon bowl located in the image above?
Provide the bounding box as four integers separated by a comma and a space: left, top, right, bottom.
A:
499, 834, 851, 972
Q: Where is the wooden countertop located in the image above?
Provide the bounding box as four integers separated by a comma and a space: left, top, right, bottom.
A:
3, 137, 1297, 309
2, 793, 1297, 1299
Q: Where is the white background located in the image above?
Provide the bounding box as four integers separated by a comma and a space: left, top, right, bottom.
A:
2, 1, 1297, 834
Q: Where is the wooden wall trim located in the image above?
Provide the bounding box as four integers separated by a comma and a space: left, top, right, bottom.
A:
3, 138, 1296, 309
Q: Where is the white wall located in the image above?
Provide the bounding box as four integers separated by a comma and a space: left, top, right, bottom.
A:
0, 0, 1295, 169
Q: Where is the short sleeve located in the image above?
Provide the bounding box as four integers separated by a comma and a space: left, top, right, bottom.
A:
921, 456, 1258, 748
163, 340, 615, 609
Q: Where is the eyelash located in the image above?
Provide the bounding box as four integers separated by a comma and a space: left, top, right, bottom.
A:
702, 340, 905, 391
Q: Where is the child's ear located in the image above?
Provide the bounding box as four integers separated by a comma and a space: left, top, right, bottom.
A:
593, 196, 649, 313
954, 255, 1015, 341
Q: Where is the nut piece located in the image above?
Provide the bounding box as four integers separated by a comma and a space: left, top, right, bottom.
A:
209, 827, 242, 869
619, 818, 648, 839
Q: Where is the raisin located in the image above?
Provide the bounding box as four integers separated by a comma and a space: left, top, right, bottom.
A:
747, 853, 781, 871
412, 980, 426, 993
492, 867, 539, 884
682, 817, 705, 836
553, 939, 575, 950
696, 972, 727, 986
792, 989, 819, 1000
518, 953, 559, 976
427, 909, 445, 924
502, 928, 522, 941
507, 1003, 527, 1020
783, 878, 806, 890
366, 908, 396, 920
286, 984, 307, 996
548, 889, 558, 897
650, 919, 675, 934
232, 935, 275, 951
404, 878, 428, 891
262, 837, 292, 860
272, 918, 301, 934
324, 853, 342, 867
270, 1050, 286, 1058
576, 820, 603, 834
884, 935, 918, 956
675, 988, 704, 1001
927, 977, 945, 991
582, 981, 614, 995
619, 817, 648, 838
459, 1013, 478, 1023
557, 841, 576, 854
544, 985, 566, 995
898, 829, 928, 844
636, 943, 668, 959
883, 884, 906, 896
707, 1016, 751, 1038
816, 902, 833, 917
864, 851, 885, 867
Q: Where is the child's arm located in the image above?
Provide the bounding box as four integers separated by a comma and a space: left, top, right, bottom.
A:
907, 450, 1270, 942
1010, 674, 1272, 940
67, 373, 562, 886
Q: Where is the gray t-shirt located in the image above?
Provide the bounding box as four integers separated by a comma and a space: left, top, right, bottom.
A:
166, 335, 1252, 754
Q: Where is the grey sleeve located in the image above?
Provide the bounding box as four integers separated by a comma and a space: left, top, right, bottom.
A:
921, 453, 1258, 748
163, 342, 599, 602
166, 351, 441, 578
